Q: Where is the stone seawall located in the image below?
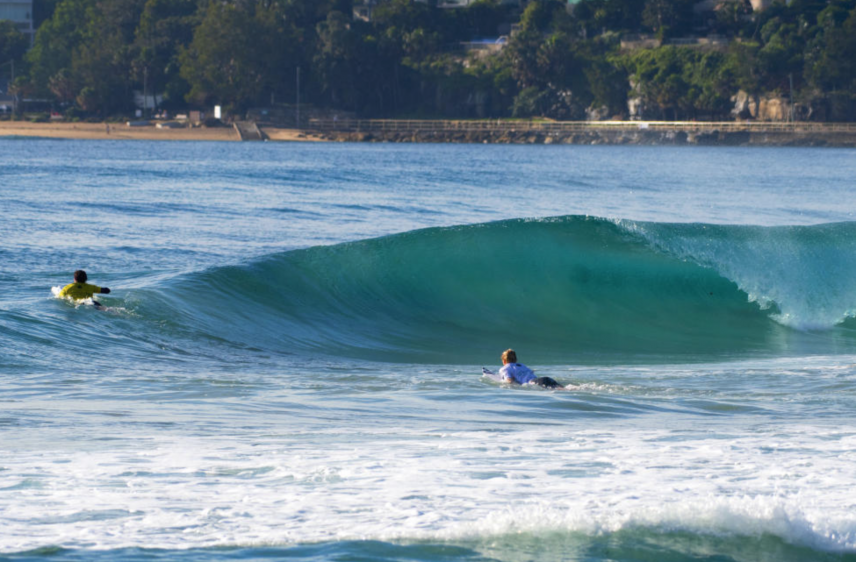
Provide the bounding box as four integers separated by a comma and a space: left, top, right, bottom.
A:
313, 128, 856, 147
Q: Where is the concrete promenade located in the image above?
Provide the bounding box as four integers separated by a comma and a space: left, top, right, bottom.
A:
307, 119, 856, 146
309, 119, 856, 134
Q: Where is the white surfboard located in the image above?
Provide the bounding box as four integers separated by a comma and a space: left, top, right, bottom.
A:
481, 367, 507, 384
52, 287, 107, 310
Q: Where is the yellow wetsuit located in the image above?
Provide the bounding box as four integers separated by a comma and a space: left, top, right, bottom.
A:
57, 283, 103, 300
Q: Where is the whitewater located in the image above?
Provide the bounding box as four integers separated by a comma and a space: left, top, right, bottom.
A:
1, 140, 855, 562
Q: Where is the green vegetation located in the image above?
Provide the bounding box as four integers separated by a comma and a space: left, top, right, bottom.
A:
0, 20, 29, 65
3, 0, 856, 120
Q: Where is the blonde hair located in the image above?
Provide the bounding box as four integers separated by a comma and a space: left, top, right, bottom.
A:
501, 349, 517, 364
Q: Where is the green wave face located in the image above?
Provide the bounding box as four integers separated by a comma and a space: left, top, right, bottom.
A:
142, 217, 856, 364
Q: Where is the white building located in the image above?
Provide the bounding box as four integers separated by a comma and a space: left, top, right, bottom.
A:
0, 0, 34, 44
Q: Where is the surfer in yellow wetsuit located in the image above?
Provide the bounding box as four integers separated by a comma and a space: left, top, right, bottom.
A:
57, 270, 111, 306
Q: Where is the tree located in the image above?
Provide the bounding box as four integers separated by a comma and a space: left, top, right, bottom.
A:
573, 0, 646, 35
805, 4, 856, 92
504, 1, 589, 119
454, 0, 511, 39
134, 0, 198, 110
13, 0, 856, 121
270, 0, 354, 30
25, 0, 144, 114
180, 2, 298, 112
726, 41, 762, 100
367, 0, 441, 114
622, 46, 734, 120
26, 0, 96, 97
642, 0, 695, 39
33, 0, 63, 29
0, 21, 28, 67
755, 17, 804, 91
180, 2, 260, 109
314, 10, 358, 108
519, 0, 565, 32
70, 0, 147, 115
711, 0, 753, 36
512, 85, 547, 116
506, 27, 542, 89
47, 67, 76, 104
577, 39, 628, 117
627, 47, 689, 118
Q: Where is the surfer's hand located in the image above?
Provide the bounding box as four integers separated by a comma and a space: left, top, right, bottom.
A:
101, 287, 111, 294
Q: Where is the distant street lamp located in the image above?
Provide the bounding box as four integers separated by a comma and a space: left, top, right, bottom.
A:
788, 73, 794, 123
2, 60, 16, 113
143, 66, 149, 120
2, 59, 14, 84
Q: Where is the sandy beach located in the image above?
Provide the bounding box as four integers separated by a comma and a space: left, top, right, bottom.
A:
0, 121, 327, 142
0, 121, 238, 141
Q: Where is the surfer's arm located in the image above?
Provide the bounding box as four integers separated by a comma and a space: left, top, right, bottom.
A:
483, 367, 511, 382
499, 370, 516, 384
100, 287, 111, 294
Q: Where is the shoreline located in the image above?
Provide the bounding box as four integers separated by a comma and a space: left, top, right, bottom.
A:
2, 120, 855, 146
317, 128, 856, 147
0, 121, 240, 141
0, 121, 328, 142
310, 120, 856, 147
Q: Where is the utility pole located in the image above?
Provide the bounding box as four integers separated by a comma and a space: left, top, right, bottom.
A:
2, 60, 14, 113
143, 66, 148, 119
296, 66, 301, 129
2, 59, 13, 87
788, 73, 794, 123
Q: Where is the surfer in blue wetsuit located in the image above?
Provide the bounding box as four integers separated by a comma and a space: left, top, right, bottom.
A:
485, 349, 562, 389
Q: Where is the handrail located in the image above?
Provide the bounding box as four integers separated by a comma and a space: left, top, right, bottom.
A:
306, 119, 856, 134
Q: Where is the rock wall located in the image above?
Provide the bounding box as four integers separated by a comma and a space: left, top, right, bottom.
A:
314, 128, 856, 147
732, 90, 856, 122
731, 90, 793, 121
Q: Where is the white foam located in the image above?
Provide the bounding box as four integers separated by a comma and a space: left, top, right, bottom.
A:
2, 423, 855, 553
49, 286, 128, 314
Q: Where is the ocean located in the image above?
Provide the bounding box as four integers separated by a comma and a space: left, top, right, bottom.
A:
1, 139, 855, 562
